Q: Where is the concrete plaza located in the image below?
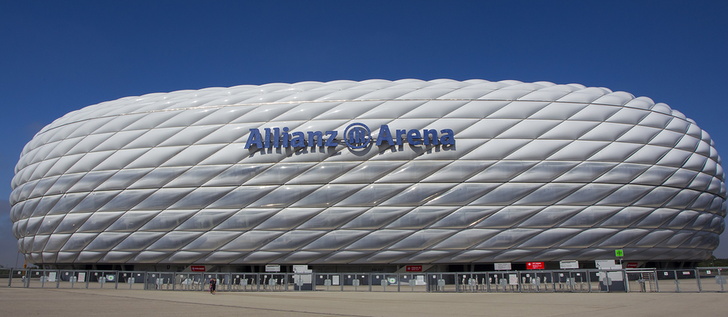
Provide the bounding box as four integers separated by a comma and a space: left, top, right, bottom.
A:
1, 287, 726, 317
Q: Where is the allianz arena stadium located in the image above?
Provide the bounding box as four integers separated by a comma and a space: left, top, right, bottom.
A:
9, 79, 726, 271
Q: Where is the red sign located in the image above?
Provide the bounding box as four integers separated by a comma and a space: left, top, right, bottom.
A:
406, 265, 423, 272
190, 265, 206, 272
526, 262, 545, 270
626, 262, 639, 268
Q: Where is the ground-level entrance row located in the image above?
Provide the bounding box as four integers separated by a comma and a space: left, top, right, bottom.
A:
3, 267, 727, 293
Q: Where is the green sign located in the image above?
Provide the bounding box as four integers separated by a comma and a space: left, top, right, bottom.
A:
615, 249, 624, 257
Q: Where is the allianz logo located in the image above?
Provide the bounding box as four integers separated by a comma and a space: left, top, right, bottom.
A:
245, 122, 455, 151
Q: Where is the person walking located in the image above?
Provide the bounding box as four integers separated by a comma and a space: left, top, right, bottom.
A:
209, 277, 217, 294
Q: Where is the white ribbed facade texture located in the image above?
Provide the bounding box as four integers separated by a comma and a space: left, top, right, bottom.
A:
9, 79, 726, 266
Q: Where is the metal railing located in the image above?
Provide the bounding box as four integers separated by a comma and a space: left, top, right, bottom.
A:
2, 267, 726, 293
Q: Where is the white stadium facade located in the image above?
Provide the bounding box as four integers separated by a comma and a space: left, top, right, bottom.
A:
9, 79, 726, 272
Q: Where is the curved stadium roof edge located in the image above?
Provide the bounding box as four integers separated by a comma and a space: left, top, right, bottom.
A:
36, 79, 689, 133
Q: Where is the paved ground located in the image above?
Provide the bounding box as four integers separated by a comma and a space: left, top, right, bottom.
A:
1, 287, 727, 317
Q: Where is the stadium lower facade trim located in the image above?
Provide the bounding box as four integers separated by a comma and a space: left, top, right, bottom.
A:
9, 79, 726, 271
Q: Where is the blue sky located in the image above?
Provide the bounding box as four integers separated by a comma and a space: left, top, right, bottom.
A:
1, 1, 727, 267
